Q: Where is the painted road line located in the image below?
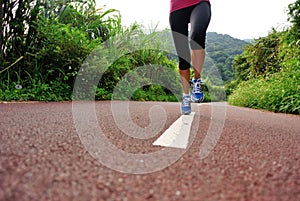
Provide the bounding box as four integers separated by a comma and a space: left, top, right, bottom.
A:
152, 112, 195, 149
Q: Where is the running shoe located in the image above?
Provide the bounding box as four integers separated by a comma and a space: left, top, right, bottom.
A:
191, 78, 204, 103
181, 95, 191, 115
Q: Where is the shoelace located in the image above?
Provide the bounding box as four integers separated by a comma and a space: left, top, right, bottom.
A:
182, 96, 190, 107
193, 82, 202, 94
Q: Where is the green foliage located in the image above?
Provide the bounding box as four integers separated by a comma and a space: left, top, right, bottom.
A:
224, 79, 239, 96
202, 80, 227, 102
3, 0, 297, 113
204, 32, 248, 84
131, 85, 179, 102
0, 78, 71, 101
55, 1, 122, 41
287, 0, 300, 41
228, 0, 300, 114
95, 52, 180, 102
96, 27, 181, 101
232, 30, 283, 81
0, 0, 122, 101
35, 19, 96, 86
228, 65, 300, 114
1, 0, 184, 102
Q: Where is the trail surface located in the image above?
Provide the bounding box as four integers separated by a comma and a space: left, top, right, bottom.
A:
0, 101, 299, 201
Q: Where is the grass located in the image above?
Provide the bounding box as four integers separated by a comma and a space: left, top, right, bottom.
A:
228, 67, 300, 114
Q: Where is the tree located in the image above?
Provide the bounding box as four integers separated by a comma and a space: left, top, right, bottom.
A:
286, 0, 300, 59
288, 0, 300, 30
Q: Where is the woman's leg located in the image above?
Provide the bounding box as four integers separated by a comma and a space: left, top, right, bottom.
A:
179, 68, 190, 94
191, 49, 206, 80
169, 8, 192, 95
190, 2, 211, 80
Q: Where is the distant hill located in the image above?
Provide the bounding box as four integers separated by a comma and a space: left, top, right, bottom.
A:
204, 32, 249, 85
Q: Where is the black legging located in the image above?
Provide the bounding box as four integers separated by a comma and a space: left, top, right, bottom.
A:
169, 1, 211, 70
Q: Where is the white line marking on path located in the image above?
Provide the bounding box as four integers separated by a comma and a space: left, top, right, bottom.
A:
152, 112, 195, 149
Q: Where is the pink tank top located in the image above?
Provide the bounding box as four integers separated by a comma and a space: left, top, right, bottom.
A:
170, 0, 209, 13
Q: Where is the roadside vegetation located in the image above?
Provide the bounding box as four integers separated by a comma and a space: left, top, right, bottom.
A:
0, 0, 228, 102
0, 0, 180, 102
227, 0, 300, 114
1, 0, 299, 114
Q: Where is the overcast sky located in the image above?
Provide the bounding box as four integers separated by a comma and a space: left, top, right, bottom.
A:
96, 0, 295, 40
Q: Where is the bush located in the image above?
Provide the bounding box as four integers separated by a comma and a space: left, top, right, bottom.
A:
202, 80, 227, 102
228, 65, 300, 114
228, 0, 300, 114
0, 1, 122, 101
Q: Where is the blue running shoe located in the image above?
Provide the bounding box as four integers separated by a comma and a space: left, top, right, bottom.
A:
181, 95, 191, 115
191, 78, 204, 103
